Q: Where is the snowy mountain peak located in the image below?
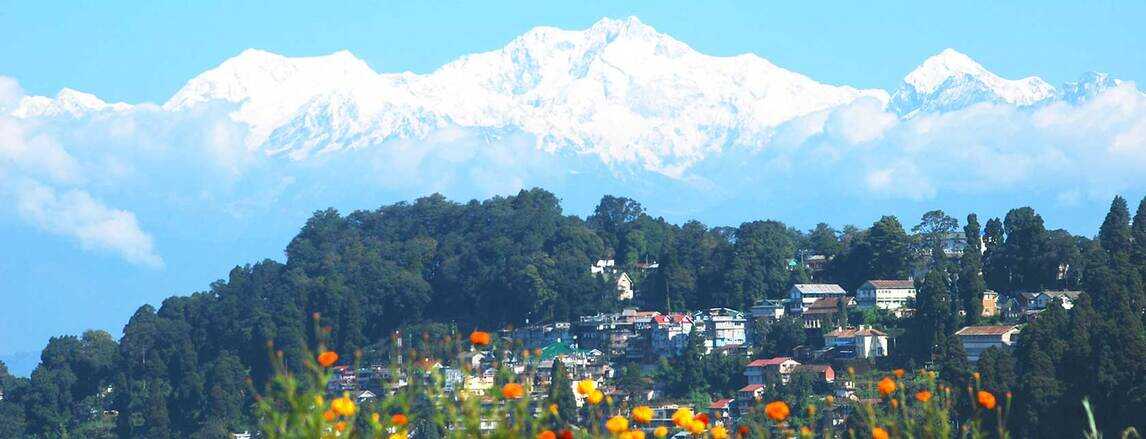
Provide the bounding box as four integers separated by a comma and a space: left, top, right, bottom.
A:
13, 87, 131, 117
1060, 71, 1124, 104
891, 48, 1056, 115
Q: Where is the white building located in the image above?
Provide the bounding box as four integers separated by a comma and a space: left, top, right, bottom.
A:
855, 280, 916, 311
823, 326, 890, 358
692, 308, 747, 353
616, 272, 634, 301
650, 313, 693, 356
955, 325, 1021, 362
749, 299, 787, 322
1028, 291, 1081, 311
788, 284, 847, 310
590, 259, 616, 275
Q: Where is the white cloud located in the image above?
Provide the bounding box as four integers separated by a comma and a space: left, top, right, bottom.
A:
10, 179, 163, 268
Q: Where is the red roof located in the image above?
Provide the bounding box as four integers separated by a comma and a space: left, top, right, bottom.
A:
709, 398, 733, 409
747, 357, 793, 367
738, 384, 764, 392
826, 327, 888, 337
955, 325, 1020, 336
653, 313, 692, 324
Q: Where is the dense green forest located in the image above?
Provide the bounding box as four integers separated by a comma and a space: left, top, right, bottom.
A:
0, 189, 1143, 437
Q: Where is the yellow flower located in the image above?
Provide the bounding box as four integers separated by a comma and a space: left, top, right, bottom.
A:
711, 425, 729, 439
632, 405, 654, 424
872, 427, 889, 439
825, 395, 835, 406
800, 426, 813, 438
629, 430, 646, 439
654, 426, 669, 438
577, 379, 596, 395
588, 389, 605, 405
606, 415, 629, 433
973, 372, 981, 381
388, 432, 408, 439
314, 395, 325, 406
671, 407, 694, 427
549, 403, 560, 416
764, 400, 790, 422
371, 413, 380, 424
331, 394, 356, 417
878, 377, 896, 396
686, 419, 706, 434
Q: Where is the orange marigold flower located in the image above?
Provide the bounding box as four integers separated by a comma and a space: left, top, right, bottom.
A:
469, 331, 491, 346
371, 413, 380, 424
587, 389, 604, 405
893, 368, 905, 378
538, 431, 557, 439
671, 407, 694, 427
915, 390, 933, 402
825, 395, 835, 406
606, 415, 629, 433
878, 377, 896, 396
323, 409, 337, 422
711, 426, 729, 439
654, 426, 669, 438
501, 382, 525, 399
890, 398, 899, 409
973, 372, 981, 381
764, 400, 790, 422
391, 413, 408, 426
577, 378, 596, 395
872, 427, 889, 439
806, 404, 816, 416
738, 425, 750, 437
629, 430, 647, 439
331, 394, 357, 417
317, 351, 339, 367
977, 390, 997, 410
632, 405, 654, 424
800, 426, 813, 438
334, 421, 347, 432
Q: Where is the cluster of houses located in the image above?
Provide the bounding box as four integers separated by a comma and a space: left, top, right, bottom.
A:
319, 268, 1080, 431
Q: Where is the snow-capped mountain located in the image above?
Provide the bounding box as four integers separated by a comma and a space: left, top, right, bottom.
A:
8, 18, 1138, 177
889, 49, 1057, 116
1059, 72, 1124, 104
12, 88, 132, 118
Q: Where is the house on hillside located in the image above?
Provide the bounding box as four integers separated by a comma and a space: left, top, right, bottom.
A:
793, 364, 836, 383
692, 308, 747, 353
788, 284, 847, 311
823, 326, 889, 358
855, 279, 916, 311
750, 299, 787, 322
1028, 290, 1081, 311
981, 291, 999, 317
801, 297, 854, 329
745, 357, 801, 385
955, 325, 1021, 362
616, 272, 634, 301
650, 313, 693, 356
736, 384, 765, 417
590, 259, 616, 275
708, 398, 735, 422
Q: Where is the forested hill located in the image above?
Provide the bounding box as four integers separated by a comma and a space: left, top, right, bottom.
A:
1, 188, 1145, 437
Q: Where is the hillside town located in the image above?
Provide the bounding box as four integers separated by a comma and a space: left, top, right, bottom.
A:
321, 257, 1076, 432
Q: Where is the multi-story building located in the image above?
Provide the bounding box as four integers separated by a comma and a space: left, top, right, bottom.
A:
749, 299, 787, 322
692, 308, 747, 353
788, 284, 847, 311
955, 325, 1021, 362
855, 279, 916, 311
823, 326, 890, 358
744, 357, 801, 385
650, 313, 693, 356
980, 290, 999, 317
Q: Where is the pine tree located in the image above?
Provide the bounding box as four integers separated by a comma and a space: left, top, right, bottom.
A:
958, 214, 986, 325
546, 358, 577, 426
982, 217, 1008, 292
1099, 196, 1133, 263
1130, 196, 1146, 278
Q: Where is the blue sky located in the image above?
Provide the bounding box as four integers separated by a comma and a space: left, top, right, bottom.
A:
2, 0, 1143, 103
1, 1, 1144, 375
